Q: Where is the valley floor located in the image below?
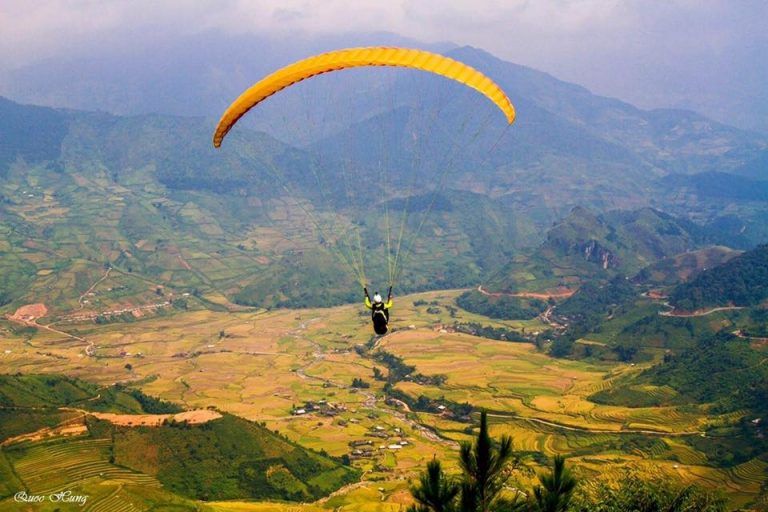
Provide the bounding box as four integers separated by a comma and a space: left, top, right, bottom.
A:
0, 289, 763, 510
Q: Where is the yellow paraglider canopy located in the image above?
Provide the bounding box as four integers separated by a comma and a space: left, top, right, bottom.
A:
213, 46, 516, 147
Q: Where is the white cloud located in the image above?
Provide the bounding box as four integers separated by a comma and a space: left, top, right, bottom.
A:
1, 0, 765, 122
1, 1, 757, 61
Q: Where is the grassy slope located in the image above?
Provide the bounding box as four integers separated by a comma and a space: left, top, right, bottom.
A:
89, 414, 359, 502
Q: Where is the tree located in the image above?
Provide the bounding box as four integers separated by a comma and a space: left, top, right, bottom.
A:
549, 335, 575, 358
351, 377, 370, 388
458, 411, 516, 512
531, 455, 576, 512
613, 340, 639, 362
408, 458, 459, 512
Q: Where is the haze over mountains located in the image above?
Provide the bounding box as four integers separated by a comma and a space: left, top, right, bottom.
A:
3, 24, 767, 135
1, 38, 767, 311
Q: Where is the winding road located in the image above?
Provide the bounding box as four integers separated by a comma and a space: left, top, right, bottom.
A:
659, 303, 744, 317
477, 285, 575, 300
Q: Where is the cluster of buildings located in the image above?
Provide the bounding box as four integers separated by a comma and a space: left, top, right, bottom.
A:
291, 399, 347, 417
348, 425, 410, 459
289, 400, 412, 461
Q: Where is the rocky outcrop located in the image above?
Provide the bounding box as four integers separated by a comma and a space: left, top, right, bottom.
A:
579, 239, 618, 269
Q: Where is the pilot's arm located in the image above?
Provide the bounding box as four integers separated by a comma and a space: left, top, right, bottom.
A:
384, 287, 393, 309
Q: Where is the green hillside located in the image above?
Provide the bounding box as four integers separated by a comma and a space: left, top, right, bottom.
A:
0, 374, 182, 443
0, 97, 68, 177
0, 373, 358, 504
644, 333, 768, 414
592, 332, 768, 412
456, 290, 547, 320
554, 275, 636, 337
87, 413, 359, 502
590, 332, 768, 470
0, 374, 181, 413
634, 246, 741, 285
0, 374, 100, 408
669, 244, 768, 310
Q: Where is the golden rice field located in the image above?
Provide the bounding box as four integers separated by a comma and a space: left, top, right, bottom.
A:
10, 438, 160, 495
0, 289, 763, 510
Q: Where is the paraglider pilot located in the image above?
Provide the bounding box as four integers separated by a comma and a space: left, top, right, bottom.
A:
364, 286, 393, 335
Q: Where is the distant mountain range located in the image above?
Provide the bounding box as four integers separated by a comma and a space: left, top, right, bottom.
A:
1, 41, 767, 312
3, 30, 766, 134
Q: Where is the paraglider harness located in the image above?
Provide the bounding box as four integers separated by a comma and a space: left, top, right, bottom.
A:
364, 287, 392, 335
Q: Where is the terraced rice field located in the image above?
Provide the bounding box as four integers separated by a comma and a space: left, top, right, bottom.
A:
87, 485, 143, 512
382, 330, 703, 435
730, 458, 768, 489
11, 437, 159, 495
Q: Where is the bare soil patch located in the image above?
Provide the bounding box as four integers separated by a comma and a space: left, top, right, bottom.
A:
2, 416, 87, 446
10, 303, 48, 322
89, 409, 222, 427
477, 285, 575, 300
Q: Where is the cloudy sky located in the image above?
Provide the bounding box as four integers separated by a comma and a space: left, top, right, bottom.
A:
1, 0, 766, 129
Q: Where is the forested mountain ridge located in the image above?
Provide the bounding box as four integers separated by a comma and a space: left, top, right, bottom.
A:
634, 246, 741, 286
669, 244, 768, 311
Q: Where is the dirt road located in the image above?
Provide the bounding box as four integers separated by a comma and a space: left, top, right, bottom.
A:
477, 285, 575, 300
